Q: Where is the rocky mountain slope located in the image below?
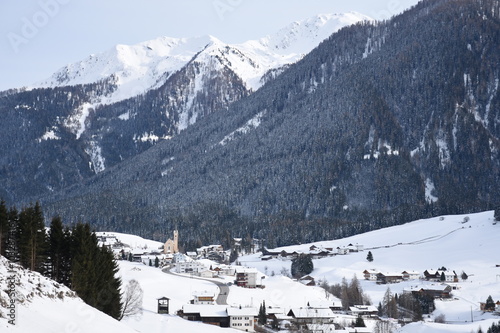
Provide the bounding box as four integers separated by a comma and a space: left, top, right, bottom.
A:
0, 12, 369, 204
33, 0, 500, 248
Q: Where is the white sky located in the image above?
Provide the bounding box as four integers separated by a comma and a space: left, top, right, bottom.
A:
0, 0, 421, 91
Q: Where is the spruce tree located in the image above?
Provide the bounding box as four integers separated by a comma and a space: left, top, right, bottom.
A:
291, 253, 313, 278
48, 216, 72, 284
18, 202, 47, 272
366, 251, 373, 262
485, 295, 495, 311
154, 256, 159, 268
71, 223, 122, 319
258, 301, 267, 325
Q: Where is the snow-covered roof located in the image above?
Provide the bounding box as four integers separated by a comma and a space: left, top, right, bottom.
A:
349, 305, 378, 313
307, 299, 342, 309
227, 307, 258, 317
182, 305, 228, 317
235, 267, 258, 274
288, 307, 335, 319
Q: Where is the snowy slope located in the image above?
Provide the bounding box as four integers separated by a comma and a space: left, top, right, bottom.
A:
0, 257, 137, 333
237, 211, 500, 332
32, 12, 370, 102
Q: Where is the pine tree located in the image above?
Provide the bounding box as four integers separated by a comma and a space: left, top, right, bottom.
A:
485, 295, 495, 311
154, 256, 159, 268
0, 200, 8, 257
258, 301, 267, 325
354, 315, 366, 327
149, 258, 152, 266
18, 202, 47, 272
48, 216, 72, 284
366, 251, 373, 262
291, 253, 313, 278
71, 223, 122, 319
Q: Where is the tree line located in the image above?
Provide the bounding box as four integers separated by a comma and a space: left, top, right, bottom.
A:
0, 200, 122, 319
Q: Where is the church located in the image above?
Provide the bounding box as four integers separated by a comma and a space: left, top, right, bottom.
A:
163, 230, 179, 254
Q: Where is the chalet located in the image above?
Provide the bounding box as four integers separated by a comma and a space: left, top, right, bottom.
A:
181, 305, 256, 331
298, 275, 316, 286
197, 245, 224, 257
235, 267, 259, 288
347, 243, 364, 252
310, 250, 331, 259
186, 251, 198, 259
424, 269, 457, 282
181, 304, 229, 327
200, 270, 216, 278
307, 300, 343, 312
363, 269, 379, 281
349, 305, 379, 316
287, 307, 336, 324
401, 270, 420, 280
192, 291, 215, 305
376, 272, 403, 284
407, 284, 452, 299
337, 247, 349, 255
227, 307, 258, 332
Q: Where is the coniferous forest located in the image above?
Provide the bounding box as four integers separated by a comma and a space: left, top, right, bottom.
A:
0, 0, 499, 250
0, 200, 122, 319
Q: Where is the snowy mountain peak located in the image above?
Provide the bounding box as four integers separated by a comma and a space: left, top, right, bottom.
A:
256, 12, 372, 54
33, 12, 370, 101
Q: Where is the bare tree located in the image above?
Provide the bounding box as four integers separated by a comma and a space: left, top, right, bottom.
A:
119, 279, 143, 320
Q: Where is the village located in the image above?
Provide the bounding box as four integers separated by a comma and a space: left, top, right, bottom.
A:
96, 229, 500, 333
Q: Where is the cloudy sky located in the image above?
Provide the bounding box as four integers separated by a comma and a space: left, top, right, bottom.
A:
0, 0, 421, 91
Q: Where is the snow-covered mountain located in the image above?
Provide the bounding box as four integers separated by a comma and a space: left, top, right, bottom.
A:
33, 12, 371, 104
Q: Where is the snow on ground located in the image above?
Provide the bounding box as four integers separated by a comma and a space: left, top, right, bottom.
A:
96, 231, 163, 251
0, 257, 137, 333
236, 210, 500, 332
2, 211, 499, 332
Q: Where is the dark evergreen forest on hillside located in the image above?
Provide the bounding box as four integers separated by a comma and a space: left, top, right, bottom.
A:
1, 0, 499, 250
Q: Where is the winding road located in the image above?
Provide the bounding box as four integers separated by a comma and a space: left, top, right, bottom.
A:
162, 266, 230, 305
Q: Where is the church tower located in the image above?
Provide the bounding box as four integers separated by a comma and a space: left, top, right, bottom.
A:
173, 230, 179, 253
164, 230, 179, 254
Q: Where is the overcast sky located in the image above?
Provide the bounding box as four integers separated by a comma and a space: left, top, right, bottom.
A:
0, 0, 421, 91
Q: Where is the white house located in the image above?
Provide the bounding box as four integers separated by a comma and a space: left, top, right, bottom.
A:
176, 261, 206, 274
192, 291, 215, 305
363, 269, 379, 281
200, 270, 216, 278
235, 267, 259, 288
401, 270, 420, 280
227, 307, 258, 332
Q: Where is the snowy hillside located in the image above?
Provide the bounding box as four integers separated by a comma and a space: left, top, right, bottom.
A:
32, 12, 370, 103
0, 257, 136, 333
237, 211, 500, 332
2, 211, 499, 332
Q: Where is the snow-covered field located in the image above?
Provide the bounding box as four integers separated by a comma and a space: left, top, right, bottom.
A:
236, 210, 500, 332
1, 211, 499, 332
